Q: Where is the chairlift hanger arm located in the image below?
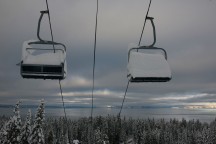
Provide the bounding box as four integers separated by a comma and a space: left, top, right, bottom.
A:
128, 16, 166, 61
136, 16, 156, 51
37, 10, 49, 42
146, 17, 156, 47
36, 10, 66, 52
140, 16, 156, 48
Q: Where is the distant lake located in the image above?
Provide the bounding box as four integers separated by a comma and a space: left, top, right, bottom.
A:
1, 107, 216, 123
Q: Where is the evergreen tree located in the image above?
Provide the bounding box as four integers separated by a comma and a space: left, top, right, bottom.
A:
47, 130, 54, 144
0, 101, 22, 144
134, 119, 144, 143
94, 127, 104, 144
29, 99, 45, 144
209, 119, 216, 143
201, 126, 211, 144
20, 109, 32, 144
194, 131, 203, 144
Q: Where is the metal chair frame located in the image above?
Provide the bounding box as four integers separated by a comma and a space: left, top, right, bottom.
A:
127, 17, 171, 82
20, 10, 67, 80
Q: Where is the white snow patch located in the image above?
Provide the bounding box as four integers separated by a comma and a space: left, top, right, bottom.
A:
127, 51, 171, 79
22, 40, 66, 65
73, 140, 79, 144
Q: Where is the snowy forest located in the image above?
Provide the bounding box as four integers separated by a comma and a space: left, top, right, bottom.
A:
1, 101, 216, 144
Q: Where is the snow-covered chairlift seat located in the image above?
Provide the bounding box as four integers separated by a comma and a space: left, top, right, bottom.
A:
127, 16, 171, 82
21, 40, 67, 80
127, 46, 171, 82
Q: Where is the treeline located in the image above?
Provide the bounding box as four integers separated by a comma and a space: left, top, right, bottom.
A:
44, 116, 216, 144
0, 100, 45, 144
1, 101, 216, 144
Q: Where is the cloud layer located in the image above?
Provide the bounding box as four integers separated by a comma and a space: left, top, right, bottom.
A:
0, 0, 216, 109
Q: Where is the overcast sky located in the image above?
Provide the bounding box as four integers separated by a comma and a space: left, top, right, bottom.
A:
0, 0, 216, 109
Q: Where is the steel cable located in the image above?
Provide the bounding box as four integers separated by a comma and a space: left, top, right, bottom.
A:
138, 0, 152, 46
45, 0, 55, 52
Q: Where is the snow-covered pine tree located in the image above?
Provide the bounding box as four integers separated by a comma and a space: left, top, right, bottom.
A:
94, 127, 104, 144
201, 126, 211, 144
46, 130, 54, 144
209, 119, 216, 143
0, 101, 22, 144
29, 99, 45, 144
73, 139, 79, 144
20, 109, 32, 144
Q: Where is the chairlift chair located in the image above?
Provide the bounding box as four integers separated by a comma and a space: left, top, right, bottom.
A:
19, 10, 67, 80
127, 17, 171, 82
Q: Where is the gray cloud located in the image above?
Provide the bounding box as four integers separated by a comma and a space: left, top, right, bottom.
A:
0, 0, 216, 108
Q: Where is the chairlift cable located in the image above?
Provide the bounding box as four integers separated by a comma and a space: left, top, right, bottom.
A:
59, 80, 71, 143
45, 0, 55, 53
59, 80, 67, 120
138, 0, 152, 46
91, 0, 99, 123
117, 80, 129, 143
89, 0, 99, 142
118, 80, 130, 117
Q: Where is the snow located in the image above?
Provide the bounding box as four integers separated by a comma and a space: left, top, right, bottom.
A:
22, 40, 66, 65
126, 138, 135, 144
73, 140, 79, 144
24, 52, 65, 65
127, 51, 171, 79
0, 101, 22, 143
22, 40, 37, 59
29, 99, 45, 144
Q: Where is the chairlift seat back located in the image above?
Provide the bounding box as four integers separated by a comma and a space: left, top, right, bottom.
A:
20, 40, 67, 80
127, 51, 171, 82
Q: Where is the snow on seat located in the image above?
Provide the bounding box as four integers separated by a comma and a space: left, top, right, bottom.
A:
20, 40, 67, 80
23, 50, 64, 65
127, 51, 171, 82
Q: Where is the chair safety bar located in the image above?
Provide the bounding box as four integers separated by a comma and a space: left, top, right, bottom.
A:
28, 41, 66, 52
128, 47, 168, 62
26, 48, 65, 54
